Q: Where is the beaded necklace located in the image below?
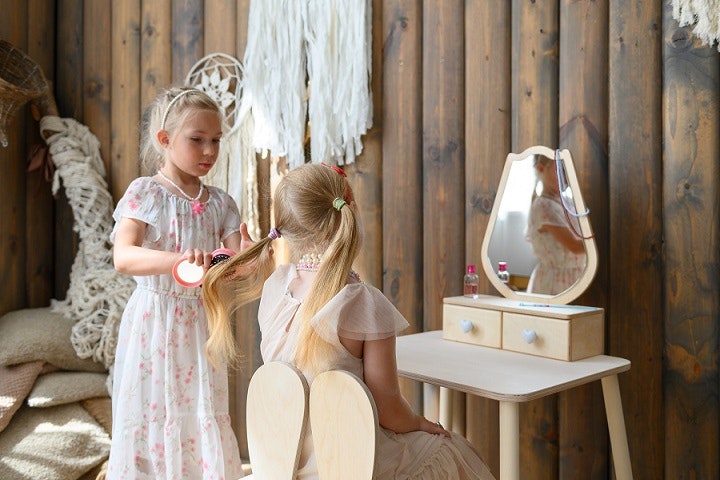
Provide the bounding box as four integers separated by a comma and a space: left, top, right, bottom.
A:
157, 170, 205, 213
296, 253, 361, 282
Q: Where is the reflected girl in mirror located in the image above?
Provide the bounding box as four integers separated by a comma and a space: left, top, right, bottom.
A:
525, 155, 586, 295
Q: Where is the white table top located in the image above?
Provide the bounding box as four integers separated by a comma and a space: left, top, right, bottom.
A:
396, 330, 631, 402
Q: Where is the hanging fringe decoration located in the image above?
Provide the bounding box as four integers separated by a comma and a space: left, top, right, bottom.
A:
672, 0, 720, 51
302, 0, 373, 165
242, 0, 373, 169
40, 116, 136, 375
186, 53, 261, 240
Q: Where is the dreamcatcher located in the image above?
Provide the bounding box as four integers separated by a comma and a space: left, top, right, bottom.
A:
185, 53, 260, 239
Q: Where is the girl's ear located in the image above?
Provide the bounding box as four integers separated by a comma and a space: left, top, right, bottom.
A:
157, 129, 170, 148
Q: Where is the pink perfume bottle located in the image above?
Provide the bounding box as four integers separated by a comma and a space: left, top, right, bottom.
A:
497, 261, 510, 284
464, 264, 479, 298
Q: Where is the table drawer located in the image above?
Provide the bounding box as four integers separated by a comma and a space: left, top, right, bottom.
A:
442, 304, 501, 348
502, 311, 604, 361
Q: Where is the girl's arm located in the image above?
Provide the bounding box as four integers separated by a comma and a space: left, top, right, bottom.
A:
113, 217, 186, 276
360, 336, 449, 436
222, 222, 256, 254
541, 224, 585, 254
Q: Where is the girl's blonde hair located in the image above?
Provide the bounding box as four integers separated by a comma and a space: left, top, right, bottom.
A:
139, 87, 224, 174
203, 163, 359, 373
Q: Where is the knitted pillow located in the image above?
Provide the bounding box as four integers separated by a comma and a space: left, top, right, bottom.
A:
0, 308, 106, 372
27, 371, 109, 408
0, 361, 44, 433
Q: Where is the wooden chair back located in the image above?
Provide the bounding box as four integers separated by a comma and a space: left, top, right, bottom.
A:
310, 369, 379, 480
246, 361, 309, 480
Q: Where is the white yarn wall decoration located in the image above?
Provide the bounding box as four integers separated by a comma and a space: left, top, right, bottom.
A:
302, 0, 373, 165
242, 0, 373, 169
41, 115, 136, 374
186, 53, 260, 240
672, 0, 720, 51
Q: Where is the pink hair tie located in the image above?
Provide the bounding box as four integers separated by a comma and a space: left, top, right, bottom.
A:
268, 228, 281, 240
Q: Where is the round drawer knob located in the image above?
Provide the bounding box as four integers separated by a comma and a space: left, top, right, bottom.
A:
460, 319, 473, 333
522, 329, 537, 344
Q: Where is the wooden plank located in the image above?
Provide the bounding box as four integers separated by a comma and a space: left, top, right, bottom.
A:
511, 1, 559, 478
608, 1, 664, 479
141, 0, 172, 112
382, 0, 423, 411
25, 0, 55, 307
422, 0, 465, 332
464, 0, 511, 473
110, 0, 141, 200
54, 0, 83, 299
235, 0, 252, 57
662, 3, 720, 478
352, 0, 382, 288
0, 0, 28, 315
557, 1, 609, 478
171, 0, 203, 84
83, 0, 111, 176
204, 0, 236, 55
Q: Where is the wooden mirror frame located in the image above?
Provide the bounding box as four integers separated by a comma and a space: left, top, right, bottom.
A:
480, 146, 598, 305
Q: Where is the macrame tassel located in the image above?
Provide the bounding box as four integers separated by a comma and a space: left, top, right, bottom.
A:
672, 0, 720, 51
40, 116, 136, 375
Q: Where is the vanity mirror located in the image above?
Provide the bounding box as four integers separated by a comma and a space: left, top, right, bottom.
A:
480, 146, 598, 305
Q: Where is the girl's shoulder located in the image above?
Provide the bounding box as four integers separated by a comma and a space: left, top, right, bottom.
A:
124, 176, 162, 196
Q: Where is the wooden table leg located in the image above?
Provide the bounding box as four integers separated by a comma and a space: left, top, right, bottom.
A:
499, 401, 519, 480
601, 374, 633, 480
439, 387, 452, 428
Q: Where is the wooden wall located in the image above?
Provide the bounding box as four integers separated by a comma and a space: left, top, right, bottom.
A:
2, 1, 719, 478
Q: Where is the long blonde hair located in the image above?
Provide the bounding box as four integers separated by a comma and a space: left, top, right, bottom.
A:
203, 163, 359, 372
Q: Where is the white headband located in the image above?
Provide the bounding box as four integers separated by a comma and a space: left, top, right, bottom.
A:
161, 89, 197, 130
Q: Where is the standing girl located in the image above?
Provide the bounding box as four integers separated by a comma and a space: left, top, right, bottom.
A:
525, 155, 586, 295
203, 163, 494, 479
108, 87, 249, 479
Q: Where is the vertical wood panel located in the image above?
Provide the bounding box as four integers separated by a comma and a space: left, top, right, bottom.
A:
0, 0, 28, 316
608, 1, 664, 478
171, 0, 203, 83
382, 0, 424, 411
204, 0, 237, 55
511, 1, 559, 478
83, 0, 111, 175
235, 0, 252, 57
110, 1, 141, 199
464, 0, 511, 475
422, 0, 465, 333
141, 0, 172, 112
25, 0, 55, 308
662, 4, 720, 478
558, 1, 609, 478
54, 0, 83, 299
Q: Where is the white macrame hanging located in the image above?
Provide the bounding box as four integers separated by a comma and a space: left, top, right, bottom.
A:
41, 115, 136, 375
242, 0, 373, 169
672, 0, 720, 51
185, 53, 260, 240
302, 0, 373, 165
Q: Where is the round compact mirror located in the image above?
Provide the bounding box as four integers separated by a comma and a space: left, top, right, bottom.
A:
480, 146, 598, 305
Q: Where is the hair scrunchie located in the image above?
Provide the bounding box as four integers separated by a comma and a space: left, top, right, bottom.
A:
268, 228, 281, 240
332, 198, 347, 211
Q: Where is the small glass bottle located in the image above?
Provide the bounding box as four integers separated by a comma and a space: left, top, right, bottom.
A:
497, 261, 510, 284
464, 264, 479, 298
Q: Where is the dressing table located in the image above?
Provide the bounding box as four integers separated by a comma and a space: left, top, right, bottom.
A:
395, 147, 632, 480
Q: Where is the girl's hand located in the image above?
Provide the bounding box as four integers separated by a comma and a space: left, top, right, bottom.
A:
238, 223, 256, 253
420, 417, 451, 437
181, 248, 213, 270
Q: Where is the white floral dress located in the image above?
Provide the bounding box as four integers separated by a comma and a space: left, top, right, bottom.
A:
107, 177, 243, 480
526, 195, 586, 295
258, 264, 495, 480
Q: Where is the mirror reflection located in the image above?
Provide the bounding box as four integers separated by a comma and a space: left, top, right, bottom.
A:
481, 146, 597, 305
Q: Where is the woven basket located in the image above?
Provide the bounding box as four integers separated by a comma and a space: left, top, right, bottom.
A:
0, 40, 48, 146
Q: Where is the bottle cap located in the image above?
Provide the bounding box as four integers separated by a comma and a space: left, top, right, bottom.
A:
467, 264, 476, 274
498, 261, 507, 271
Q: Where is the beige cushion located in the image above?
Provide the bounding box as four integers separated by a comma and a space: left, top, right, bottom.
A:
27, 371, 109, 408
0, 403, 110, 480
0, 308, 106, 372
0, 361, 44, 433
